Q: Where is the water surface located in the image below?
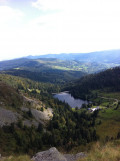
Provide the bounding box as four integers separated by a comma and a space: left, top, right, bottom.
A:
54, 92, 88, 108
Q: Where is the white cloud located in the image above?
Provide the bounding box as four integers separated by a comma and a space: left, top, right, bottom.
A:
0, 0, 8, 4
0, 6, 25, 60
0, 0, 120, 60
0, 6, 24, 24
32, 0, 120, 13
32, 0, 65, 11
30, 0, 120, 53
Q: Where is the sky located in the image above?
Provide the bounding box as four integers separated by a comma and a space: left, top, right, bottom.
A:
0, 0, 120, 60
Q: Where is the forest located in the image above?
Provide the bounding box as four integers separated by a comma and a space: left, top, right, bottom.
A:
67, 67, 120, 99
0, 59, 120, 157
0, 74, 98, 155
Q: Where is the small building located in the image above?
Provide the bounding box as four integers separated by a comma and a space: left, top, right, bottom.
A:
88, 106, 100, 112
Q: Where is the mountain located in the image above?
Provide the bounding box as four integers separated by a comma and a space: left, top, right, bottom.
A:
0, 58, 29, 71
0, 50, 120, 84
0, 58, 86, 84
26, 49, 120, 63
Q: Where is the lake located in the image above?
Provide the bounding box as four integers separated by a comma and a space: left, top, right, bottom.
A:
53, 92, 88, 108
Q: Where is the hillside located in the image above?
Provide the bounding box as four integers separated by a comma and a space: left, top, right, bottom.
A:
66, 67, 120, 144
0, 75, 99, 156
0, 58, 29, 71
0, 79, 55, 155
0, 58, 86, 84
68, 67, 120, 99
0, 81, 53, 127
0, 81, 23, 108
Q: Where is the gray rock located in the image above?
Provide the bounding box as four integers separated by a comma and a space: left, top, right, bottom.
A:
32, 147, 67, 161
32, 147, 86, 161
23, 119, 39, 127
0, 107, 21, 127
31, 108, 53, 122
64, 152, 86, 161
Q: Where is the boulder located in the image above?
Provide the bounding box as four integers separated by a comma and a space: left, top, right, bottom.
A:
32, 147, 86, 161
64, 152, 86, 161
32, 147, 67, 161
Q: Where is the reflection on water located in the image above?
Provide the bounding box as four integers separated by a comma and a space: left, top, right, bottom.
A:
54, 92, 88, 108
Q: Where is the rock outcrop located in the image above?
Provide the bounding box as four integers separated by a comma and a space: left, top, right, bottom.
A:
0, 107, 20, 127
32, 147, 86, 161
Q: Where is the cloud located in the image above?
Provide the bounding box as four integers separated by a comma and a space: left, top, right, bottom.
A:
32, 0, 65, 11
0, 6, 24, 24
32, 0, 120, 13
0, 0, 120, 60
0, 0, 8, 5
31, 0, 120, 37
31, 0, 120, 27
22, 0, 119, 57
0, 6, 25, 60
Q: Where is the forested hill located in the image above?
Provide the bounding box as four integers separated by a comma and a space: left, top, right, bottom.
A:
0, 58, 86, 84
68, 67, 120, 99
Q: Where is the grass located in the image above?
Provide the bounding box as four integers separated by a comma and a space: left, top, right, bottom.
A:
2, 142, 120, 161
88, 90, 120, 141
2, 155, 31, 161
78, 141, 120, 161
53, 66, 73, 71
77, 90, 120, 142
95, 106, 120, 141
98, 92, 120, 100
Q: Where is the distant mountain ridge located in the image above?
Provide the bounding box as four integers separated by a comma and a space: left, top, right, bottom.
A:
26, 49, 120, 63
0, 50, 120, 84
0, 58, 29, 71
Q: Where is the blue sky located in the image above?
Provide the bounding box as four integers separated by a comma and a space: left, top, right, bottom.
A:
0, 0, 120, 60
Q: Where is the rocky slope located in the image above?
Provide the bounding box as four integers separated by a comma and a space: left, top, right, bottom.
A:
0, 81, 53, 127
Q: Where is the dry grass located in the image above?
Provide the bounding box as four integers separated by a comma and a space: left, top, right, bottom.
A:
2, 155, 31, 161
96, 120, 120, 141
2, 142, 120, 161
78, 141, 120, 161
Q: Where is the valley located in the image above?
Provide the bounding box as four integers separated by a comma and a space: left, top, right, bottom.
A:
0, 50, 120, 161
